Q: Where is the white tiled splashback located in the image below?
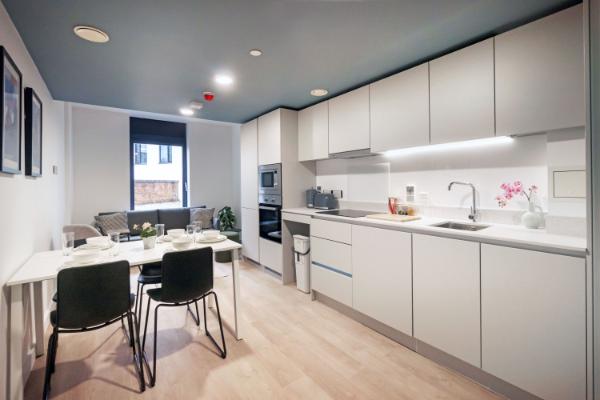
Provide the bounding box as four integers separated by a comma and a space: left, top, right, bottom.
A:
316, 131, 587, 236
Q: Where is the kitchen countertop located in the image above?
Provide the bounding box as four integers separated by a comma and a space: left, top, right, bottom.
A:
282, 207, 588, 258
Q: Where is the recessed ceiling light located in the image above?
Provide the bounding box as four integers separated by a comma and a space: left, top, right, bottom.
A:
179, 107, 194, 116
310, 88, 328, 97
215, 74, 234, 86
73, 25, 110, 43
249, 49, 263, 57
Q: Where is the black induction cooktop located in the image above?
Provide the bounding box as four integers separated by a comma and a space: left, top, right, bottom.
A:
316, 209, 373, 218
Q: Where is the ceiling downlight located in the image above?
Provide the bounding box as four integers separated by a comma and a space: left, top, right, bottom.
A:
73, 25, 110, 43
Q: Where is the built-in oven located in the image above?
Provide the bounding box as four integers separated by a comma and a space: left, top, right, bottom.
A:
258, 204, 282, 243
258, 163, 281, 205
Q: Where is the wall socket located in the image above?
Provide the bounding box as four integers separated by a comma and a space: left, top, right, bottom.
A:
52, 165, 58, 175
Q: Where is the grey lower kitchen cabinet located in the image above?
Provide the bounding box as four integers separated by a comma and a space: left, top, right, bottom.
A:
481, 244, 586, 400
352, 225, 412, 335
413, 234, 481, 367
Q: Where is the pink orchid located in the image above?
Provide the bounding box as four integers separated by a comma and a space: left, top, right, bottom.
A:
496, 181, 538, 208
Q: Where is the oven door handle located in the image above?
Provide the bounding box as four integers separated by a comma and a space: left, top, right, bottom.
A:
259, 206, 279, 211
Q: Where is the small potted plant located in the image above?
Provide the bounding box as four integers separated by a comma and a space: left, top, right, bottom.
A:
217, 206, 237, 232
496, 181, 542, 229
134, 222, 157, 249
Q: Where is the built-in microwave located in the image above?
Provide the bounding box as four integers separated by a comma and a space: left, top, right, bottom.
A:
258, 163, 281, 205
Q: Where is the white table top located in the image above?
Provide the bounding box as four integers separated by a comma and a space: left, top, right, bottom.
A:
6, 239, 242, 287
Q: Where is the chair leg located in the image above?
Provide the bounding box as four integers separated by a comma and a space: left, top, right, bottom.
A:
134, 281, 141, 320
43, 329, 57, 399
151, 305, 160, 386
186, 301, 200, 326
127, 312, 145, 392
50, 331, 59, 374
203, 292, 227, 358
136, 283, 145, 326
142, 295, 152, 352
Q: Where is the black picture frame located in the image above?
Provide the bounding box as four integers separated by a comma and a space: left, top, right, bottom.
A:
25, 87, 42, 177
0, 46, 22, 174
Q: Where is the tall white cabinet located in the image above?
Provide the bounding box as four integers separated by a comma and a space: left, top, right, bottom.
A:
258, 110, 282, 165
240, 119, 259, 262
298, 101, 329, 161
429, 39, 495, 144
481, 244, 586, 400
328, 86, 370, 154
495, 4, 584, 136
352, 225, 412, 334
370, 64, 430, 152
413, 234, 481, 367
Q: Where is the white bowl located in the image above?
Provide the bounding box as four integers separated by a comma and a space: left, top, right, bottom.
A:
86, 236, 109, 247
172, 236, 192, 250
71, 248, 101, 263
168, 229, 185, 238
203, 230, 220, 239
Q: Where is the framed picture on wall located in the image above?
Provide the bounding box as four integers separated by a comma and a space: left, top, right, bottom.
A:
1, 46, 22, 174
25, 87, 42, 177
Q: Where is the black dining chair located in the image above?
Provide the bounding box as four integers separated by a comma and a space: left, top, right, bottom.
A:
43, 260, 145, 400
134, 262, 163, 323
141, 247, 226, 387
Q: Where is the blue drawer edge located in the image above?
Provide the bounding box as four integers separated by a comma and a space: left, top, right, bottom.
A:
311, 261, 352, 278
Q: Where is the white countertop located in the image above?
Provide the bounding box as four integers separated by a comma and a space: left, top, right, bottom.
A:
282, 207, 588, 258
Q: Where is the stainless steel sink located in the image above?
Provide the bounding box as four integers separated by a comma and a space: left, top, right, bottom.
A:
432, 221, 490, 231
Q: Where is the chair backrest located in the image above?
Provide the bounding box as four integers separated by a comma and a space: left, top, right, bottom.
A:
160, 247, 213, 303
63, 224, 102, 241
56, 260, 131, 329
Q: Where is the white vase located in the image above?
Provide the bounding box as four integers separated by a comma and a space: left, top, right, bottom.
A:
142, 236, 156, 249
521, 202, 542, 229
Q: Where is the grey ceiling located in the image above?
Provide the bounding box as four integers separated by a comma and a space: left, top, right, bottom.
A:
2, 0, 580, 123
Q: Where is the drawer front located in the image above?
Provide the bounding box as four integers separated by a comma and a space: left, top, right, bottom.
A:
282, 212, 312, 225
310, 236, 352, 275
311, 262, 353, 307
310, 218, 352, 244
259, 238, 282, 274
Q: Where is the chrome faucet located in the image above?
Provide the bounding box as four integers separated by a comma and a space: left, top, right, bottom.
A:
448, 181, 478, 222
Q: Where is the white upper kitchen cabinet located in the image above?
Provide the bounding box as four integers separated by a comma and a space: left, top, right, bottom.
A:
241, 207, 259, 262
258, 109, 282, 165
481, 244, 586, 400
370, 64, 430, 152
328, 86, 370, 154
430, 39, 495, 144
240, 119, 258, 209
352, 225, 412, 334
413, 234, 481, 367
495, 4, 583, 136
298, 101, 329, 161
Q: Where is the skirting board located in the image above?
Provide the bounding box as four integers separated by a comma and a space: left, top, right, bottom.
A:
313, 291, 541, 400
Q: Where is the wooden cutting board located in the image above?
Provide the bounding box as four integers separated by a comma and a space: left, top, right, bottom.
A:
365, 214, 421, 223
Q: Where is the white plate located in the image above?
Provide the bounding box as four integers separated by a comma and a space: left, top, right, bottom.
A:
161, 235, 172, 242
195, 234, 227, 244
78, 243, 112, 251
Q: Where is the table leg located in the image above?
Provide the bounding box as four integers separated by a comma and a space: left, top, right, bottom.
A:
231, 248, 242, 340
33, 281, 45, 356
8, 284, 24, 400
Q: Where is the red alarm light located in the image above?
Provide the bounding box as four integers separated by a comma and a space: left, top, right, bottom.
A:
203, 91, 215, 102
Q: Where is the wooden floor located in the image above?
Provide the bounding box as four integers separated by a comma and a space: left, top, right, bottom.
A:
25, 259, 503, 400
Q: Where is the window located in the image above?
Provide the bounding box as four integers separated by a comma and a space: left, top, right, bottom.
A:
159, 145, 172, 164
134, 143, 147, 165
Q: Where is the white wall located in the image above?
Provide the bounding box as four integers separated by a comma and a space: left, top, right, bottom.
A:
69, 104, 241, 224
188, 121, 241, 221
0, 2, 66, 397
70, 105, 130, 223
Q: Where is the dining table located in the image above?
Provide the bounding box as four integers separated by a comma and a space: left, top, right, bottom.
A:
4, 238, 243, 400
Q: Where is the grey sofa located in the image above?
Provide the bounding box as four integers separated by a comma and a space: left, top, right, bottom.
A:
97, 206, 217, 240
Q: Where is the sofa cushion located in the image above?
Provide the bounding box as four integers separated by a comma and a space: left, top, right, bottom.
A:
190, 207, 215, 229
127, 210, 159, 235
158, 208, 192, 231
94, 212, 129, 235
